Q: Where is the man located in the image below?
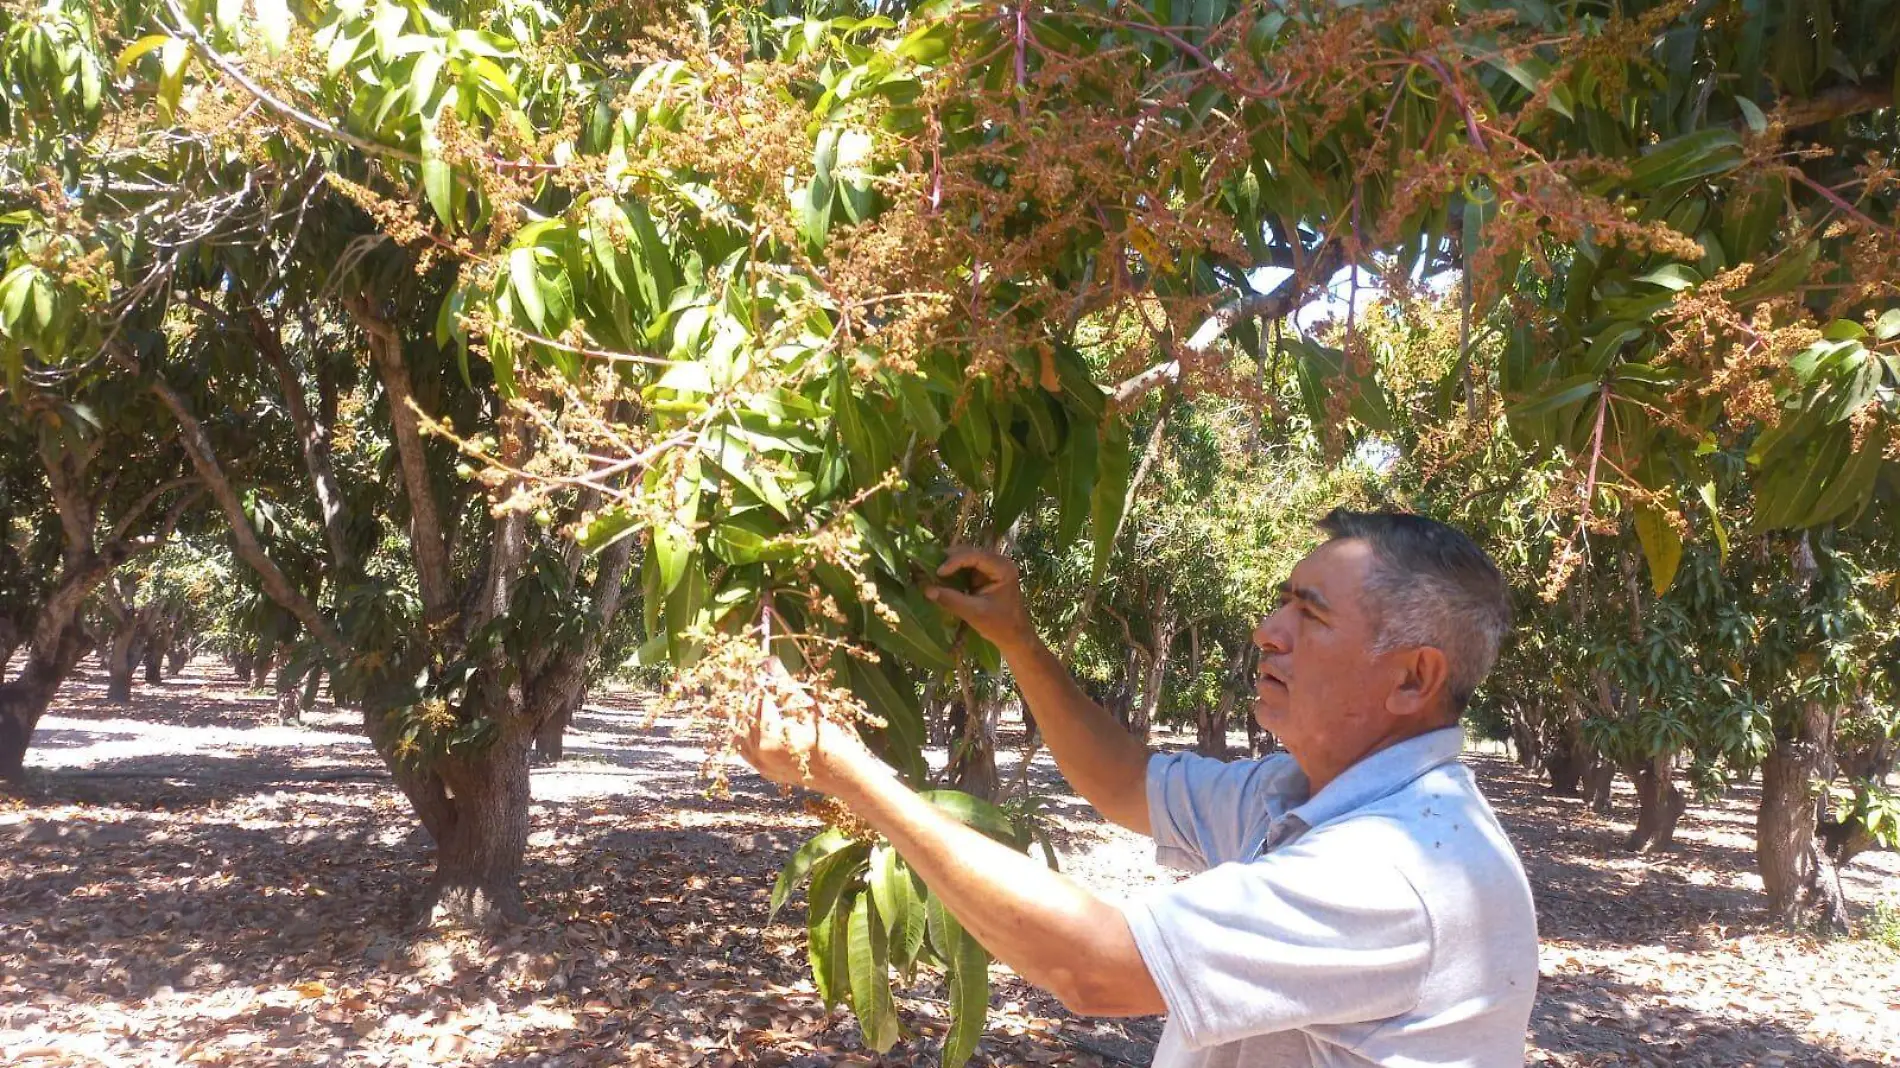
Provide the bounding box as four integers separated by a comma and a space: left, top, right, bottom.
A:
737, 509, 1539, 1067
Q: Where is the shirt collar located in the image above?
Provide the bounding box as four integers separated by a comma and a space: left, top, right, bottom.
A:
1283, 726, 1465, 833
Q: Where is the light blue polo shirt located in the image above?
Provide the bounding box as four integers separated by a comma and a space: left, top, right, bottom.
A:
1121, 728, 1538, 1068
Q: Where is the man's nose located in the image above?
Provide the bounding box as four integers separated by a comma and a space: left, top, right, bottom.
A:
1253, 610, 1290, 655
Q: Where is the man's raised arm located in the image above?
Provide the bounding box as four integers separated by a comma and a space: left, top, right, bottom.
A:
926, 548, 1153, 835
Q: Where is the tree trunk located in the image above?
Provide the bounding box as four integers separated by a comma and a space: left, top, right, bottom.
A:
417, 726, 535, 928
165, 639, 192, 676
1585, 758, 1616, 814
533, 689, 580, 765
1757, 701, 1848, 932
142, 639, 166, 684
1131, 592, 1175, 746
1623, 753, 1686, 852
949, 668, 999, 801
1197, 640, 1242, 759
0, 668, 63, 780
1545, 713, 1588, 797
0, 623, 87, 780
273, 645, 303, 726
104, 619, 144, 704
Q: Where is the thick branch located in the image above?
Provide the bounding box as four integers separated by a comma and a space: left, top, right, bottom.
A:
1776, 85, 1894, 130
245, 296, 356, 574
108, 475, 199, 544
349, 297, 455, 627
133, 359, 348, 659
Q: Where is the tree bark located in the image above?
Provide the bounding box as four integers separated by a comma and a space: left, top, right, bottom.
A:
1758, 700, 1848, 932
1197, 639, 1243, 759
1623, 754, 1686, 852
417, 724, 535, 927
1131, 590, 1175, 746
105, 620, 143, 704
1585, 758, 1616, 814
533, 690, 578, 764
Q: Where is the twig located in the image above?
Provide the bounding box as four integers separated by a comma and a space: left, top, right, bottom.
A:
162, 0, 422, 165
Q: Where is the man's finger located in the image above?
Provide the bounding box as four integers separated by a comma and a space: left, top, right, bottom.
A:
936, 546, 1011, 582
925, 585, 984, 618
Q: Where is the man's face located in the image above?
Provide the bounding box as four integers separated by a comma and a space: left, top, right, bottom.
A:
1251, 538, 1399, 753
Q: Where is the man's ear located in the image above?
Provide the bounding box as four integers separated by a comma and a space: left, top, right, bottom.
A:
1388, 646, 1452, 721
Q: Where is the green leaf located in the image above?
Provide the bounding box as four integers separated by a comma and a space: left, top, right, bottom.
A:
411, 49, 445, 114
510, 247, 546, 331
771, 829, 851, 923
1875, 309, 1900, 341
1633, 505, 1682, 596
846, 894, 899, 1053
842, 657, 928, 784
1735, 95, 1767, 133
115, 34, 170, 76
1508, 374, 1600, 419
1053, 411, 1098, 547
1805, 437, 1883, 527
805, 842, 868, 928
254, 0, 293, 52
809, 893, 849, 1010
1089, 418, 1131, 584
919, 789, 1024, 847
216, 0, 244, 36
868, 845, 909, 941
1636, 264, 1702, 292
157, 36, 190, 117
1696, 481, 1728, 563
421, 140, 454, 228
941, 921, 990, 1068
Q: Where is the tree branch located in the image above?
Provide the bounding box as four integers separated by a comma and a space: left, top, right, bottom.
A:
127, 351, 348, 659
1775, 85, 1894, 130
348, 296, 456, 628
107, 475, 199, 544
242, 290, 356, 575
161, 0, 422, 165
1110, 240, 1350, 407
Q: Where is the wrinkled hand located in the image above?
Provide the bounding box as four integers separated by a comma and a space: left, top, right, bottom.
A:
733, 660, 875, 794
925, 547, 1038, 652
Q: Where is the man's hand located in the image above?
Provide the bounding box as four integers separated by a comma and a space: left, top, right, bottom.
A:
733, 666, 879, 795
926, 547, 1040, 653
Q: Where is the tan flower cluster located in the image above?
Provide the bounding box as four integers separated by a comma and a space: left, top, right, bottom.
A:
659, 628, 881, 797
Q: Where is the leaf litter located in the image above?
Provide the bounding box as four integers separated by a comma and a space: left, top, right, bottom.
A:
2, 661, 1896, 1066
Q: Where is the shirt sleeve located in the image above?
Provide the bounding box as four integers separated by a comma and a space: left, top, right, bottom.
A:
1146, 751, 1291, 871
1119, 834, 1432, 1051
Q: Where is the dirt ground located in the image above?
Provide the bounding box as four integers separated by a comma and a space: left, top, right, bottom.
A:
3, 659, 1897, 1067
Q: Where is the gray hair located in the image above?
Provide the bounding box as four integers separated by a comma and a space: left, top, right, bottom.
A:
1316, 508, 1512, 713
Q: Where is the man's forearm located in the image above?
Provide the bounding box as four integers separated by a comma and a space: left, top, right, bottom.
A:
827, 757, 1164, 1018
1001, 635, 1153, 834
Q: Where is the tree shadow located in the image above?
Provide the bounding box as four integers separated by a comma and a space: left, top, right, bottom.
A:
1532, 967, 1888, 1067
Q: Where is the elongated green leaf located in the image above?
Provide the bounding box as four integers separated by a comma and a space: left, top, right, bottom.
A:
1696, 481, 1728, 563
771, 829, 851, 923
115, 34, 171, 75
421, 139, 454, 228
942, 928, 991, 1068
846, 894, 899, 1052
1633, 505, 1683, 596
1089, 418, 1131, 584
510, 247, 546, 331
868, 845, 912, 943
806, 842, 868, 927
809, 894, 849, 1010
253, 0, 293, 52
919, 789, 1024, 847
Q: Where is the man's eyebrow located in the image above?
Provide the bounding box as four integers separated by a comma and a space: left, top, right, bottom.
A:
1276, 582, 1330, 613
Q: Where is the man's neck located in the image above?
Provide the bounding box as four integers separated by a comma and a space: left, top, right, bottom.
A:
1293, 719, 1454, 795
